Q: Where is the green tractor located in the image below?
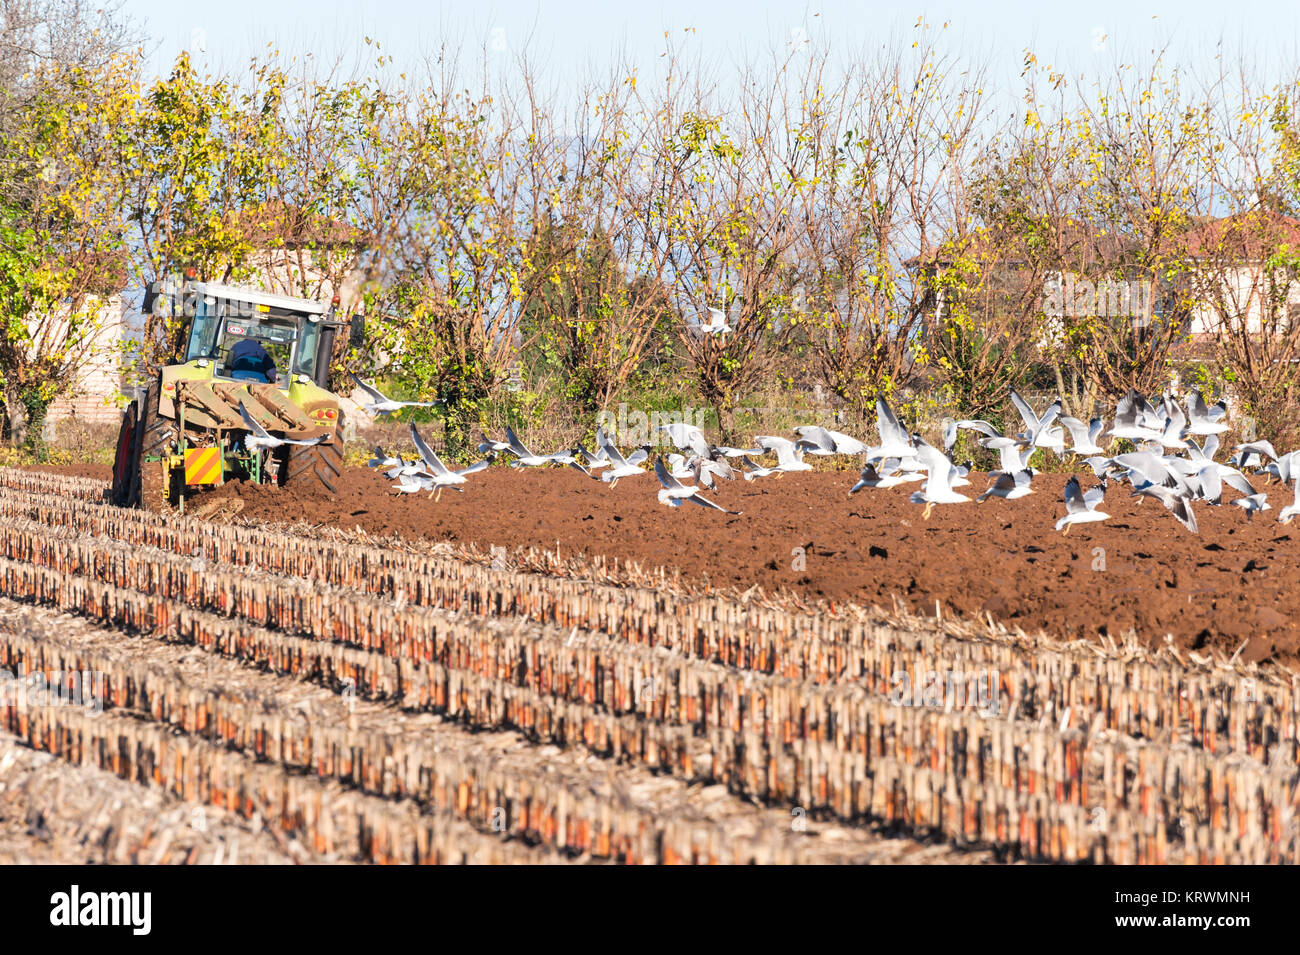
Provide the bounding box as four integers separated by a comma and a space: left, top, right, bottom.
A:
112, 278, 362, 511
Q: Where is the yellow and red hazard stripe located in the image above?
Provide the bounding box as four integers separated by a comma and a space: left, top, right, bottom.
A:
184, 447, 222, 485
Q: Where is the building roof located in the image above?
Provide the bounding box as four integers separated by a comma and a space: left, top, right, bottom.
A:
1182, 210, 1300, 261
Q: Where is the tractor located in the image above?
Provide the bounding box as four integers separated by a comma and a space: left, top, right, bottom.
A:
112, 276, 362, 511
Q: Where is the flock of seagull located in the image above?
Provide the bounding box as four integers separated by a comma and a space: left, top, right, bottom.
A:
351, 374, 1300, 534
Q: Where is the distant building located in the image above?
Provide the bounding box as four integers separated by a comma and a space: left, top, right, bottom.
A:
44, 294, 128, 427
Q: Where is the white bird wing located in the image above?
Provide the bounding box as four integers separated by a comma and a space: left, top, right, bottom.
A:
827, 430, 869, 455
756, 435, 800, 468
409, 423, 451, 476
1064, 476, 1087, 513
238, 401, 274, 440
876, 399, 907, 445
915, 441, 955, 490
1083, 482, 1106, 509
793, 426, 834, 454
1035, 397, 1062, 434
456, 458, 491, 477
654, 456, 685, 490
504, 427, 533, 458
1221, 468, 1255, 498
349, 373, 388, 404
597, 427, 630, 468
1009, 389, 1040, 433
1058, 416, 1091, 449
957, 419, 1002, 439
1197, 464, 1222, 503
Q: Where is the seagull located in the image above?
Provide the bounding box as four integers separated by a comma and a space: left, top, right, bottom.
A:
392, 472, 432, 495
667, 453, 735, 490
983, 436, 1036, 474
502, 427, 560, 468
574, 444, 609, 470
698, 307, 731, 335
976, 469, 1035, 503
597, 427, 646, 486
1109, 390, 1166, 443
849, 459, 911, 493
658, 422, 711, 457
794, 425, 870, 456
1185, 391, 1229, 436
867, 398, 916, 460
738, 455, 779, 481
350, 373, 439, 416
909, 441, 971, 518
1057, 416, 1106, 456
1055, 476, 1110, 534
1232, 440, 1277, 470
368, 447, 401, 469
238, 401, 328, 453
1262, 449, 1300, 485
409, 424, 492, 500
653, 458, 741, 513
1009, 390, 1063, 451
755, 435, 813, 473
1192, 464, 1256, 505
544, 448, 596, 476
1131, 483, 1198, 534
1233, 493, 1270, 519
477, 434, 514, 455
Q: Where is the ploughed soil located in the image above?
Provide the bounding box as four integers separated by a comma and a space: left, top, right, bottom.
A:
177, 464, 1300, 666
24, 463, 113, 481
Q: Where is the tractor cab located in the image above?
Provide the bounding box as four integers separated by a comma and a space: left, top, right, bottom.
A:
180, 283, 337, 389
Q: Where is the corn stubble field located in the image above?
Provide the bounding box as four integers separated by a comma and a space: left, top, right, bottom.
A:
0, 466, 1295, 866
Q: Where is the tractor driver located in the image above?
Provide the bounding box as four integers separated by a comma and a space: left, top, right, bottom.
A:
228, 337, 279, 384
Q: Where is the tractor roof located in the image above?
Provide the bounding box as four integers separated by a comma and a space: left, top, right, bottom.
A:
191, 282, 331, 317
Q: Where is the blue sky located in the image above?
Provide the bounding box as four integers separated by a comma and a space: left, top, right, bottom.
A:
122, 0, 1300, 90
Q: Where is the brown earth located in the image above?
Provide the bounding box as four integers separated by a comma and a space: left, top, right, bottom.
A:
180, 464, 1300, 666
24, 462, 114, 481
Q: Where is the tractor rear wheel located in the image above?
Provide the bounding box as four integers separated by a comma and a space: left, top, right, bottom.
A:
279, 419, 344, 495
110, 401, 138, 507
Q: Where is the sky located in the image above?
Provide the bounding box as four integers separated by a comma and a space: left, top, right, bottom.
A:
121, 0, 1300, 93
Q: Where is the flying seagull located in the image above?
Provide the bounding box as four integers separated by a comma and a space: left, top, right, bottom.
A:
238, 401, 328, 453
653, 458, 741, 513
368, 447, 401, 469
1185, 391, 1229, 436
849, 459, 911, 493
1232, 493, 1271, 519
909, 441, 971, 518
597, 427, 646, 486
410, 423, 492, 500
1055, 476, 1110, 534
350, 373, 439, 416
1057, 416, 1106, 456
976, 469, 1035, 503
794, 425, 870, 456
658, 422, 711, 458
1131, 483, 1199, 534
755, 435, 813, 474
